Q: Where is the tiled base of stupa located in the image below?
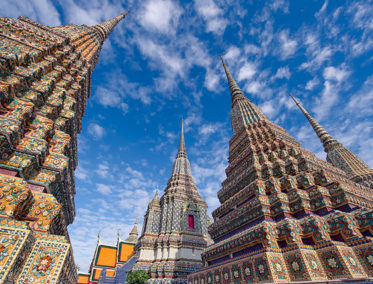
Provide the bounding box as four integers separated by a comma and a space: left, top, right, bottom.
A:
0, 217, 74, 283
189, 239, 373, 283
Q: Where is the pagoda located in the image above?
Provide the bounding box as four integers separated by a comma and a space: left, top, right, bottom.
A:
0, 12, 128, 283
77, 220, 138, 284
133, 121, 212, 283
187, 57, 373, 283
290, 94, 373, 189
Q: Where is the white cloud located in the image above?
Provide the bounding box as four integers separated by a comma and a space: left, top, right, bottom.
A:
224, 46, 241, 62
300, 41, 333, 71
199, 124, 218, 136
305, 77, 319, 90
139, 0, 182, 34
204, 69, 220, 91
260, 101, 276, 118
97, 184, 112, 195
75, 165, 89, 181
88, 123, 106, 140
194, 0, 228, 34
272, 66, 291, 80
270, 0, 289, 13
0, 0, 61, 26
346, 75, 373, 117
238, 62, 256, 81
244, 44, 261, 55
245, 81, 264, 95
312, 80, 338, 120
323, 66, 350, 82
137, 37, 184, 76
278, 30, 298, 59
95, 87, 129, 113
96, 164, 110, 178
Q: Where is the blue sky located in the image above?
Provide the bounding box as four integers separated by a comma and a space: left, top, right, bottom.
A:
2, 0, 373, 272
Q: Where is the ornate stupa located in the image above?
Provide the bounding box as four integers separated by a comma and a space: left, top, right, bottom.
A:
188, 57, 373, 283
290, 94, 373, 189
133, 121, 212, 283
77, 220, 138, 284
0, 12, 128, 283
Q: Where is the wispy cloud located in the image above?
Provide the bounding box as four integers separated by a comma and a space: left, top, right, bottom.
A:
194, 0, 228, 34
0, 0, 61, 26
139, 0, 182, 34
278, 30, 298, 59
88, 123, 106, 140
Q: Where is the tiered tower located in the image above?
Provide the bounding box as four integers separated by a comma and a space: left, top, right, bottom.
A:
188, 57, 373, 283
290, 94, 373, 189
0, 12, 128, 283
77, 220, 138, 284
134, 122, 212, 283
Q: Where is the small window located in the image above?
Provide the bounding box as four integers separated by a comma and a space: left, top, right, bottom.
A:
188, 214, 195, 229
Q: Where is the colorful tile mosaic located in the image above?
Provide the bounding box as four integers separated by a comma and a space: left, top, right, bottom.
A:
188, 57, 373, 283
133, 122, 211, 284
0, 10, 128, 283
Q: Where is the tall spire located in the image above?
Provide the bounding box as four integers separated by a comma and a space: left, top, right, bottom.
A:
177, 119, 187, 158
220, 56, 268, 134
289, 93, 337, 150
92, 10, 130, 42
290, 93, 373, 188
126, 218, 138, 243
220, 55, 248, 105
170, 120, 193, 178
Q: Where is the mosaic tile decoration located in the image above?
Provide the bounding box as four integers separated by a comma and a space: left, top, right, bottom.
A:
133, 123, 212, 283
188, 58, 373, 283
0, 11, 128, 283
0, 226, 31, 283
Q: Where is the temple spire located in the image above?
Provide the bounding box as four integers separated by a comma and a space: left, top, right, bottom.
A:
289, 93, 337, 150
92, 10, 130, 42
149, 186, 160, 207
125, 218, 138, 243
97, 231, 101, 244
169, 120, 193, 179
177, 119, 187, 158
220, 55, 247, 105
220, 56, 268, 134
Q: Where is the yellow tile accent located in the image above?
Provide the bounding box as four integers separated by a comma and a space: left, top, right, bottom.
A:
96, 246, 117, 267
77, 275, 89, 284
119, 243, 134, 262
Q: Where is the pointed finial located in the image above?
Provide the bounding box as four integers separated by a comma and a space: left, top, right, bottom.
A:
289, 93, 337, 149
92, 10, 130, 42
126, 218, 139, 243
117, 229, 120, 241
97, 231, 101, 244
149, 186, 160, 207
177, 119, 187, 158
220, 55, 248, 105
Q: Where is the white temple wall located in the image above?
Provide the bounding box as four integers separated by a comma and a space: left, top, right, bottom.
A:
139, 248, 155, 261
178, 247, 203, 260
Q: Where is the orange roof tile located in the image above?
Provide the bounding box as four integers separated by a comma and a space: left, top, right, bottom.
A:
118, 242, 134, 263
95, 245, 117, 267
77, 274, 89, 284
